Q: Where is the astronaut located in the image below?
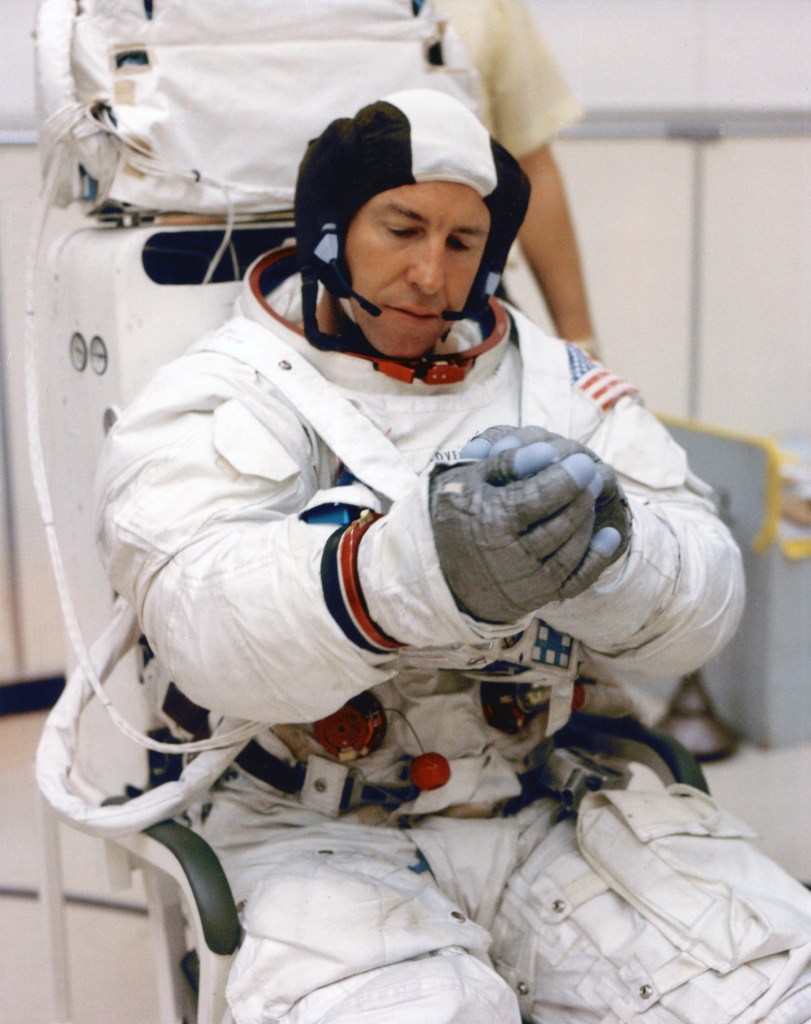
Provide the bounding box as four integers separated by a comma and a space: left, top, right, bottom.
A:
95, 90, 811, 1023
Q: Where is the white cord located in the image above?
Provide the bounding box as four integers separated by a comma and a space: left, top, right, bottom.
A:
202, 187, 236, 285
24, 138, 265, 756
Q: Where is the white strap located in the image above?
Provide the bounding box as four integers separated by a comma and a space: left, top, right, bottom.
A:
204, 317, 420, 502
650, 951, 709, 997
562, 871, 610, 909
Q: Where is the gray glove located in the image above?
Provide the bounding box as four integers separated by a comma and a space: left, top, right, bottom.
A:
429, 425, 631, 624
471, 426, 632, 554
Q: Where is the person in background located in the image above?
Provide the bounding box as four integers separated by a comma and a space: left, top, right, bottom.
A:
437, 0, 597, 353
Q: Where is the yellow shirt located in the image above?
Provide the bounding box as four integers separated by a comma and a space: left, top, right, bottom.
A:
434, 0, 582, 157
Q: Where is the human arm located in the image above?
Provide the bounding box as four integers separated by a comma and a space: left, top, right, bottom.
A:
543, 391, 745, 683
536, 405, 744, 682
517, 144, 596, 351
542, 477, 744, 685
443, 0, 595, 347
96, 334, 741, 711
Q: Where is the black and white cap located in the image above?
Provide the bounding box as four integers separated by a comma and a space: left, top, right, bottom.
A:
294, 89, 530, 350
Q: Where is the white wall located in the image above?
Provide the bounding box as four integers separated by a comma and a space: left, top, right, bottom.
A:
0, 145, 68, 681
0, 0, 809, 683
531, 0, 811, 112
549, 134, 811, 434
521, 0, 811, 436
0, 0, 37, 132
0, 410, 20, 679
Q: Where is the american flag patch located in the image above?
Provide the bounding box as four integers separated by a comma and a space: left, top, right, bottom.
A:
567, 343, 596, 380
566, 343, 639, 411
576, 366, 639, 411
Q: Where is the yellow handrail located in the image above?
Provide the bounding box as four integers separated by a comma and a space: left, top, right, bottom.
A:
656, 413, 786, 556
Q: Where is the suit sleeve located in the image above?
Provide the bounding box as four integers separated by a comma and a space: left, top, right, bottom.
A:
94, 349, 402, 725
540, 394, 745, 684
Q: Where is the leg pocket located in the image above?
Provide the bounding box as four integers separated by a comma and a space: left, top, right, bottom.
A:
577, 785, 811, 971
491, 808, 790, 1024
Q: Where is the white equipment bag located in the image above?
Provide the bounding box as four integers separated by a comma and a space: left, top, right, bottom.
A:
35, 0, 481, 216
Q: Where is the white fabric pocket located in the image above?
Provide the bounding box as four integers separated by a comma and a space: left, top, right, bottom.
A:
490, 809, 799, 1024
212, 399, 300, 482
577, 784, 811, 973
114, 399, 303, 556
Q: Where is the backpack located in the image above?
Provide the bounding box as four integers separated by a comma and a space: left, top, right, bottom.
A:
35, 0, 481, 216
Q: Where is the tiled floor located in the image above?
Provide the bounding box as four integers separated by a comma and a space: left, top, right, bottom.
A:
1, 707, 810, 1024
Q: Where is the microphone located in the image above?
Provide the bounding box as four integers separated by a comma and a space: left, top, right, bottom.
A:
314, 225, 381, 318
342, 278, 382, 319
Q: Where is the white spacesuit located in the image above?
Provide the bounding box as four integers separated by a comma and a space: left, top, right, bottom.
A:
95, 91, 811, 1023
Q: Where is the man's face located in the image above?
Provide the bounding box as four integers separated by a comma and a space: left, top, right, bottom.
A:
343, 181, 490, 360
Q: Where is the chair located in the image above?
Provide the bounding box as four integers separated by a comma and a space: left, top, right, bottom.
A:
29, 7, 716, 1017
36, 772, 241, 1024
33, 221, 284, 1024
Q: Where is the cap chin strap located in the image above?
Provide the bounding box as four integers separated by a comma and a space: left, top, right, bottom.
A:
249, 247, 392, 357
250, 246, 509, 384
335, 296, 509, 385
442, 269, 503, 323
313, 224, 382, 318
300, 271, 382, 355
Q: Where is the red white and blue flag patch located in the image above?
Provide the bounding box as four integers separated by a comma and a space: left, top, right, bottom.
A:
567, 344, 638, 411
576, 366, 639, 410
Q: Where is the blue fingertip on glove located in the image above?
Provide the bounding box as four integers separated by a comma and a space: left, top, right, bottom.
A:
490, 434, 523, 454
558, 452, 597, 491
460, 436, 495, 459
591, 526, 622, 557
512, 441, 558, 478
